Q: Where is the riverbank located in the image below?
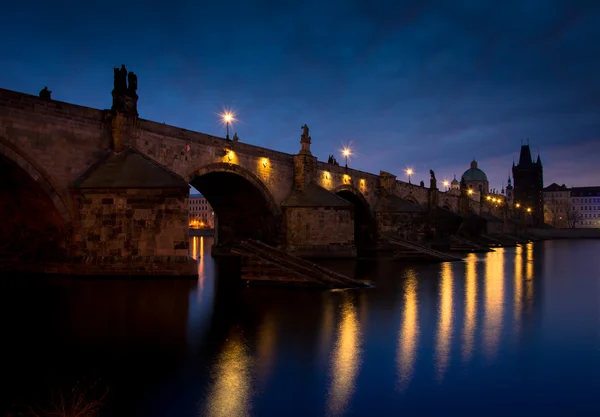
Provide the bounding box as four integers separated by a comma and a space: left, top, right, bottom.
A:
527, 228, 600, 240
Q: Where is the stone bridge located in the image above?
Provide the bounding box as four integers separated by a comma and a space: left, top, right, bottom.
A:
0, 68, 498, 275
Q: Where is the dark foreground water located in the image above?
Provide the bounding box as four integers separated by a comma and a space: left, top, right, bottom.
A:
2, 238, 600, 416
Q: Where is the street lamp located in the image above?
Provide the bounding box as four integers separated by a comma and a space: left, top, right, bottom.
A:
220, 111, 235, 139
342, 147, 351, 167
406, 168, 413, 184
443, 180, 450, 190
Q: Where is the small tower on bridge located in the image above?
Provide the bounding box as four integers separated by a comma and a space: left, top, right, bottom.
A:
111, 64, 138, 116
109, 65, 139, 153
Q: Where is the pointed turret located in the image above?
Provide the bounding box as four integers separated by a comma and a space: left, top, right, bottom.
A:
536, 153, 542, 166
518, 144, 533, 166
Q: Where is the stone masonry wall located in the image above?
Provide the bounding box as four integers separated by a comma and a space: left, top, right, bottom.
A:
283, 206, 356, 258
315, 161, 380, 208
134, 120, 296, 206
395, 181, 430, 206
375, 211, 426, 243
73, 188, 189, 258
0, 89, 112, 222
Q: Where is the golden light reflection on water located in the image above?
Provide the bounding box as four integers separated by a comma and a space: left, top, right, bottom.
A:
397, 270, 419, 390
319, 296, 335, 361
462, 253, 477, 363
436, 262, 453, 381
198, 237, 205, 279
514, 245, 523, 334
191, 236, 198, 260
326, 295, 362, 416
526, 242, 534, 280
203, 334, 253, 417
256, 314, 277, 387
483, 248, 505, 359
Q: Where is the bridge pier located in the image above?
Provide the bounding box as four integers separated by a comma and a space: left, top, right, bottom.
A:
68, 147, 197, 276
278, 128, 356, 258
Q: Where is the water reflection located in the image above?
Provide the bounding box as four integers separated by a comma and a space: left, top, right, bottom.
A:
326, 294, 362, 416
187, 236, 215, 352
436, 263, 453, 381
462, 254, 477, 363
483, 248, 505, 359
203, 333, 253, 417
319, 296, 335, 362
525, 243, 535, 314
8, 238, 596, 417
514, 245, 523, 336
397, 269, 419, 390
256, 314, 277, 387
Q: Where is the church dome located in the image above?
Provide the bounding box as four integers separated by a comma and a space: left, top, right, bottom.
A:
462, 160, 488, 182
451, 176, 459, 185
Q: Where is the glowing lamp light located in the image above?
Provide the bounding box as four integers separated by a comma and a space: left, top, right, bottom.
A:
516, 203, 521, 208
360, 178, 366, 187
262, 157, 268, 167
443, 180, 450, 188
468, 189, 474, 195
527, 207, 532, 213
219, 110, 236, 139
486, 196, 492, 200
406, 168, 413, 176
324, 172, 330, 180
342, 147, 352, 167
227, 150, 234, 161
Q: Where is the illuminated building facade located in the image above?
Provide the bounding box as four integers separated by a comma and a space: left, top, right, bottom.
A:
570, 186, 600, 228
189, 193, 214, 228
543, 183, 570, 228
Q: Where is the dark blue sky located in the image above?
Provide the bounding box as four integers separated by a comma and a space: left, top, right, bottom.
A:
2, 0, 599, 189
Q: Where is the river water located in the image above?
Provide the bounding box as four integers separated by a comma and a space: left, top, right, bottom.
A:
2, 238, 600, 416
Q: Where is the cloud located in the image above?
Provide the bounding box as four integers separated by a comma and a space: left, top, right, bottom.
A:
0, 0, 599, 187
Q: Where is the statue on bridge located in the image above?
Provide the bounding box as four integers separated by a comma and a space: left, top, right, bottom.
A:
300, 124, 311, 143
114, 65, 128, 95
111, 64, 138, 116
39, 86, 52, 100
429, 169, 437, 190
232, 132, 239, 143
327, 154, 340, 166
299, 124, 312, 155
128, 71, 138, 95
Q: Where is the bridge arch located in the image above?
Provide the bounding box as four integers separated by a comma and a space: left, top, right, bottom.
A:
333, 184, 375, 251
0, 137, 72, 259
441, 200, 453, 211
403, 194, 420, 206
186, 163, 281, 246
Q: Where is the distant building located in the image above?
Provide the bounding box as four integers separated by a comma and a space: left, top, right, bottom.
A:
512, 143, 544, 226
505, 176, 514, 208
461, 159, 489, 195
448, 175, 460, 195
570, 187, 600, 228
189, 194, 214, 228
543, 183, 570, 228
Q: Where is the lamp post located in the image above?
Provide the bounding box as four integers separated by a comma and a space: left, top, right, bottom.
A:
443, 180, 450, 191
220, 111, 235, 139
406, 168, 413, 184
342, 148, 351, 167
